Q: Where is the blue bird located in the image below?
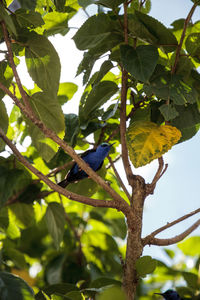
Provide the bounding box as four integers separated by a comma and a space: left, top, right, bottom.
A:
154, 289, 182, 300
58, 143, 114, 188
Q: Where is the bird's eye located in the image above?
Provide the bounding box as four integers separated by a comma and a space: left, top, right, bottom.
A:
101, 143, 108, 147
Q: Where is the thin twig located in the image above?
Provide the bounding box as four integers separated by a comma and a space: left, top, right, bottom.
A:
143, 208, 200, 245
108, 155, 131, 202
47, 161, 74, 177
144, 219, 200, 246
171, 2, 198, 73
145, 157, 168, 195
106, 154, 122, 169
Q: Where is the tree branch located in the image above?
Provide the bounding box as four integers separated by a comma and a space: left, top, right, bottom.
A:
0, 127, 129, 213
1, 21, 33, 114
171, 2, 198, 73
120, 2, 135, 187
143, 208, 200, 245
144, 219, 200, 246
145, 157, 168, 195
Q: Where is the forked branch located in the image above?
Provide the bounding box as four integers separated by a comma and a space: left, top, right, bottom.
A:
143, 208, 200, 246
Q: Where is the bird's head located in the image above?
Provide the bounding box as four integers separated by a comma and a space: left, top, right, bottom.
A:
154, 289, 181, 300
96, 142, 115, 158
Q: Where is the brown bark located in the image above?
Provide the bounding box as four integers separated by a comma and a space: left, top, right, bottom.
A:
123, 176, 146, 299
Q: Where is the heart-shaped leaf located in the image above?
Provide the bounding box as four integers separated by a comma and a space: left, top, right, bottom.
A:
126, 121, 181, 167
120, 44, 158, 82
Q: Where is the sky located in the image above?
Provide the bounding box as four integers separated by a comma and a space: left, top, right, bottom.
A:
2, 0, 200, 264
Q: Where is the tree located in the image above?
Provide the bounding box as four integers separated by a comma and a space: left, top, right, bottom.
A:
0, 0, 199, 299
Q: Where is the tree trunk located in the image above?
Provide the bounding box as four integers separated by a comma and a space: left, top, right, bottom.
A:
123, 176, 146, 299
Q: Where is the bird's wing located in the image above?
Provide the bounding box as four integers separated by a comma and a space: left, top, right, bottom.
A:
96, 161, 103, 171
80, 148, 96, 158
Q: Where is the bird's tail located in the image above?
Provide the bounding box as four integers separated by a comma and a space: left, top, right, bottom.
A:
58, 179, 69, 188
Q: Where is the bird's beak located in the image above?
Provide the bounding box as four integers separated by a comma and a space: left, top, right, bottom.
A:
154, 293, 162, 295
110, 142, 115, 147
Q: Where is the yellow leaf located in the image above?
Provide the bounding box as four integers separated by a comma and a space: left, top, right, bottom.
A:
126, 121, 181, 167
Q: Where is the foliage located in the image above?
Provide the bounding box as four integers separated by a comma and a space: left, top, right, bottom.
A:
0, 0, 199, 299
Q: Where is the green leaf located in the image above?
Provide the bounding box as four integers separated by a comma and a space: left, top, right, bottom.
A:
171, 104, 200, 142
82, 81, 118, 118
65, 291, 84, 300
18, 0, 36, 10
0, 271, 34, 300
0, 102, 9, 152
0, 3, 17, 36
134, 10, 178, 52
126, 121, 182, 167
28, 92, 65, 161
15, 9, 44, 28
120, 45, 158, 82
185, 33, 200, 62
136, 256, 157, 277
6, 209, 21, 239
0, 207, 9, 230
73, 13, 119, 50
78, 0, 94, 8
4, 247, 27, 269
144, 66, 198, 105
9, 203, 34, 229
95, 0, 125, 9
163, 249, 175, 259
178, 236, 200, 256
58, 82, 78, 105
25, 33, 61, 96
92, 60, 114, 86
0, 61, 13, 100
182, 272, 199, 290
46, 253, 66, 285
42, 12, 69, 36
90, 277, 121, 288
44, 283, 79, 297
129, 0, 151, 14
0, 167, 24, 207
159, 104, 179, 121
45, 202, 66, 249
97, 286, 126, 300
64, 114, 79, 146
102, 102, 118, 121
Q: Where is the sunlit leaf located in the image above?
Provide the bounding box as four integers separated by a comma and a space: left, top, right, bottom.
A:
27, 92, 65, 161
25, 33, 61, 96
126, 121, 182, 167
178, 236, 200, 256
97, 286, 126, 300
42, 12, 69, 36
58, 82, 78, 105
